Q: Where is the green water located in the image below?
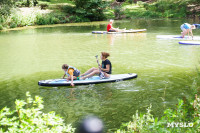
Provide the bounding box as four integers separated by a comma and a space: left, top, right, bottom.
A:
0, 19, 200, 131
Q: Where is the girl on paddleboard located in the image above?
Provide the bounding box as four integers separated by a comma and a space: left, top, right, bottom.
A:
80, 52, 112, 80
62, 64, 80, 86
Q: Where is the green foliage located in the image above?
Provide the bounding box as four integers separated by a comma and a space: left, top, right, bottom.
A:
0, 92, 75, 133
140, 0, 188, 18
0, 25, 3, 30
0, 4, 13, 16
116, 96, 200, 133
36, 12, 69, 25
114, 5, 125, 19
39, 3, 49, 10
73, 0, 108, 21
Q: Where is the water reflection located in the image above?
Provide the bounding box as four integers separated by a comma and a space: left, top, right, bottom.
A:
93, 32, 147, 46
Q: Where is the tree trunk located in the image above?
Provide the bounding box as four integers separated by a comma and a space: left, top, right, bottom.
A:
33, 0, 38, 6
26, 0, 30, 7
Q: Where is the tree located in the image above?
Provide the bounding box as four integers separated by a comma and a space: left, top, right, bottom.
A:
0, 0, 15, 16
74, 0, 108, 21
33, 0, 38, 6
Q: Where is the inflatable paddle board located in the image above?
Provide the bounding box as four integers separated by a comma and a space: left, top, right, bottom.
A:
179, 41, 200, 45
92, 29, 146, 34
38, 73, 137, 87
156, 35, 200, 40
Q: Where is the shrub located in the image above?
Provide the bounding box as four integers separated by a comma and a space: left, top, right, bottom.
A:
0, 92, 75, 132
0, 25, 3, 30
10, 22, 17, 28
62, 5, 76, 15
116, 96, 200, 133
73, 0, 108, 21
40, 3, 49, 10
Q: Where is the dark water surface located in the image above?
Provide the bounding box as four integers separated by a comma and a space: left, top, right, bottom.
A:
0, 19, 200, 131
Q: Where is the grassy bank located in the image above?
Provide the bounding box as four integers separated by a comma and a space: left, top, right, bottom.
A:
0, 0, 200, 30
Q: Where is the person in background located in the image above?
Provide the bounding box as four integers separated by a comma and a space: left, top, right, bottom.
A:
180, 23, 196, 39
107, 19, 125, 32
80, 52, 112, 80
62, 64, 80, 87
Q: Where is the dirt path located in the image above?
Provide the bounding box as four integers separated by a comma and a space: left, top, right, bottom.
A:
18, 7, 52, 15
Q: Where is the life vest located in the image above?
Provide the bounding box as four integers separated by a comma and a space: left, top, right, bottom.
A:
65, 66, 80, 77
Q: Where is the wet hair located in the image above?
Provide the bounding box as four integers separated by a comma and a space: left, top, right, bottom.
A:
101, 52, 110, 58
62, 64, 69, 69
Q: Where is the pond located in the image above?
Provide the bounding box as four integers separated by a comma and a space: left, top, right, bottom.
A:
0, 18, 200, 131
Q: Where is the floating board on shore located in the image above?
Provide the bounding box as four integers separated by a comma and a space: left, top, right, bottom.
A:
38, 73, 137, 87
179, 41, 200, 45
156, 35, 200, 40
92, 29, 146, 34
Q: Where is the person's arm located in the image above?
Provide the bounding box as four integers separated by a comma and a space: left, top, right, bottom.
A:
189, 29, 193, 39
101, 64, 110, 72
68, 69, 75, 86
63, 73, 66, 79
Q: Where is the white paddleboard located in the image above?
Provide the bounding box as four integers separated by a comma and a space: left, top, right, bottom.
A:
92, 29, 146, 34
179, 41, 200, 45
156, 35, 200, 40
38, 73, 137, 87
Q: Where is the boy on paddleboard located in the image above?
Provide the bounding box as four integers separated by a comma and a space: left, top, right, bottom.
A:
80, 52, 112, 80
62, 64, 80, 87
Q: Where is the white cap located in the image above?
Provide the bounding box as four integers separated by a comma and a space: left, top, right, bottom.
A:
110, 19, 114, 23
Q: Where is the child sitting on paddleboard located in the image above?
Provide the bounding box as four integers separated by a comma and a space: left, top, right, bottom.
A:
62, 64, 80, 86
80, 52, 112, 80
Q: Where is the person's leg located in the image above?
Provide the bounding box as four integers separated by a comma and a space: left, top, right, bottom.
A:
181, 29, 187, 38
80, 67, 98, 76
81, 70, 100, 80
103, 73, 110, 78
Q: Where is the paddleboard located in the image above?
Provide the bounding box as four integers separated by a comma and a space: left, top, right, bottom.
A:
179, 41, 200, 45
38, 73, 137, 87
92, 29, 146, 34
156, 35, 200, 40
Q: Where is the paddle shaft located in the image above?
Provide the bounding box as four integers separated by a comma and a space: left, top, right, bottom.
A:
95, 55, 105, 78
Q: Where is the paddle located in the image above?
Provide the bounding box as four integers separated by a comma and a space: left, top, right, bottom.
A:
95, 55, 105, 79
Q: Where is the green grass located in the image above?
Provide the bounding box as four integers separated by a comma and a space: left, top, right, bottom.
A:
122, 4, 162, 18
48, 0, 74, 4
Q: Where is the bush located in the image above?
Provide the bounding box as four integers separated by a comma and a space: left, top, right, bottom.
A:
73, 0, 108, 21
40, 3, 49, 10
36, 14, 50, 25
0, 25, 3, 30
142, 0, 188, 18
10, 22, 17, 28
0, 92, 75, 132
116, 96, 200, 133
62, 5, 76, 15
